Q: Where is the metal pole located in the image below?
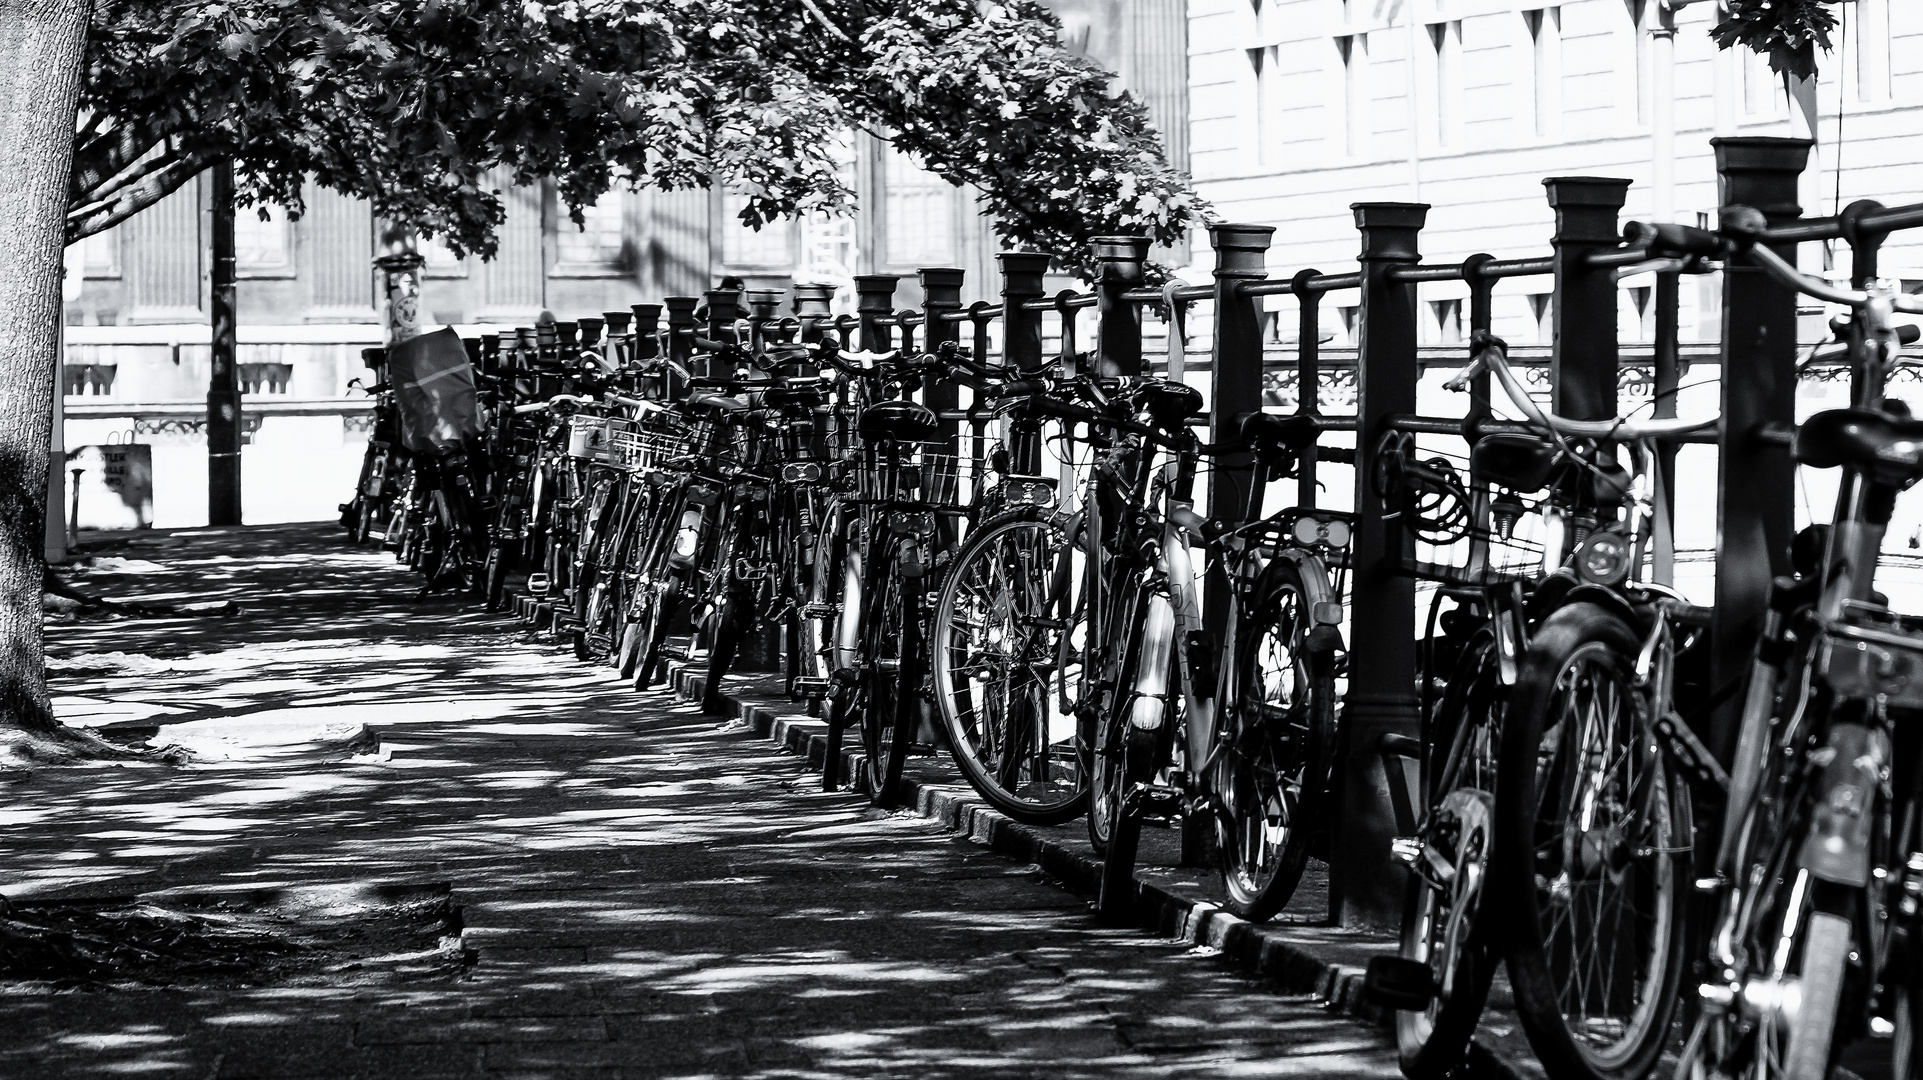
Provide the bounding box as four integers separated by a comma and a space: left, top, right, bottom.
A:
207, 161, 242, 527
998, 254, 1051, 374
1708, 136, 1810, 767
1338, 201, 1428, 931
1545, 177, 1631, 422
1093, 237, 1151, 378
855, 275, 900, 354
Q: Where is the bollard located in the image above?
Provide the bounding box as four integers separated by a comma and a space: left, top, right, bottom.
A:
1093, 237, 1151, 378
1200, 224, 1274, 868
1708, 137, 1809, 770
1000, 254, 1051, 373
1205, 224, 1275, 625
1545, 178, 1632, 422
703, 288, 742, 354
1338, 201, 1429, 931
747, 290, 783, 352
631, 304, 662, 362
855, 276, 900, 353
921, 268, 966, 442
792, 284, 836, 343
664, 296, 699, 379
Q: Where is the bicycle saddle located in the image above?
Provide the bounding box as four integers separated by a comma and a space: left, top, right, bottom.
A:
858, 399, 942, 444
1472, 432, 1559, 494
1239, 411, 1319, 455
1132, 380, 1205, 431
1795, 408, 1923, 486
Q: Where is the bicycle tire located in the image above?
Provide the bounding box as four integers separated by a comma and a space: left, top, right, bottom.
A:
858, 540, 913, 809
1096, 725, 1158, 925
930, 509, 1089, 826
1497, 601, 1690, 1080
1087, 574, 1149, 857
1214, 556, 1328, 922
1394, 629, 1501, 1080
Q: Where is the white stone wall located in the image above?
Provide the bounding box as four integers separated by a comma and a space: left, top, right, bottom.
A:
1186, 0, 1923, 337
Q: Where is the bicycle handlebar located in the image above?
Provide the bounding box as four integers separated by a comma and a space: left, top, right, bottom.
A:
1451, 331, 1716, 440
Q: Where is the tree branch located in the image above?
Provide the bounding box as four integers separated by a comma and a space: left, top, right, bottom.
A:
66, 152, 210, 244
70, 109, 186, 206
68, 139, 181, 222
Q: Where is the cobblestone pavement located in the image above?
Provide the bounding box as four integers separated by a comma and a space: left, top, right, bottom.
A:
0, 523, 1401, 1079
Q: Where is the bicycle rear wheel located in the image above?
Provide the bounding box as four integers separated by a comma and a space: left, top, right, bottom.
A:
1393, 629, 1501, 1079
1215, 557, 1328, 921
858, 543, 915, 809
930, 510, 1089, 826
1498, 601, 1689, 1080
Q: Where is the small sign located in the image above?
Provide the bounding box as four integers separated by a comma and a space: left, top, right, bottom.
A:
69, 443, 153, 530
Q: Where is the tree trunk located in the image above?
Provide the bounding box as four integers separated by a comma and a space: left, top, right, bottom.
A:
0, 0, 90, 736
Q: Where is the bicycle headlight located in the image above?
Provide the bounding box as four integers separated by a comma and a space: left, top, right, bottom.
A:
1291, 514, 1351, 549
1575, 529, 1631, 586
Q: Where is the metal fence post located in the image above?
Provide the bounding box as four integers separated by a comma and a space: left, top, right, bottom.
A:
855, 275, 900, 353
664, 296, 699, 379
1093, 237, 1151, 378
792, 284, 836, 343
1545, 177, 1631, 421
1205, 224, 1274, 624
1709, 136, 1810, 768
703, 288, 741, 348
631, 303, 662, 362
1339, 201, 1428, 931
999, 253, 1051, 372
921, 268, 965, 439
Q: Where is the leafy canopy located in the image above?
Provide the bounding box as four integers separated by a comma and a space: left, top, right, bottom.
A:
74, 0, 1205, 276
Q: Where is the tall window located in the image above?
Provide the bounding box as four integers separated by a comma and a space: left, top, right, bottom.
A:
419, 232, 466, 277
881, 146, 955, 267
1524, 8, 1562, 138
1422, 20, 1462, 147
722, 191, 794, 268
1337, 33, 1369, 157
78, 226, 119, 278
554, 188, 629, 273
235, 203, 291, 275
1248, 0, 1285, 165
1852, 0, 1891, 103
1741, 38, 1782, 116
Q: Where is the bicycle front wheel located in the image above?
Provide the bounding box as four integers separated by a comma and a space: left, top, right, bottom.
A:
1214, 556, 1328, 921
930, 510, 1089, 826
1498, 601, 1689, 1080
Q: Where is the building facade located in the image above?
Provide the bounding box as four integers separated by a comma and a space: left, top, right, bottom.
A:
1183, 0, 1921, 345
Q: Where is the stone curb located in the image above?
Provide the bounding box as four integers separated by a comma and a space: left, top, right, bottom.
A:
668, 667, 1537, 1080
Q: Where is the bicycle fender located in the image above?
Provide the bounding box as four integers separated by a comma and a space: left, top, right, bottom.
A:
1799, 719, 1889, 887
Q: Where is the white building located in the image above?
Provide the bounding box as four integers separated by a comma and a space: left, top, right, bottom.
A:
1183, 0, 1920, 344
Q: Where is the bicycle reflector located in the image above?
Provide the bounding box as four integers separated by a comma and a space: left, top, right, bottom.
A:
1575, 529, 1631, 586
1291, 514, 1351, 549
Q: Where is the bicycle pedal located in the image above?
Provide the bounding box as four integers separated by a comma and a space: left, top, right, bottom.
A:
798, 602, 839, 619
526, 572, 552, 596
792, 676, 831, 699
661, 637, 696, 662
1391, 836, 1423, 867
1362, 956, 1435, 1011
